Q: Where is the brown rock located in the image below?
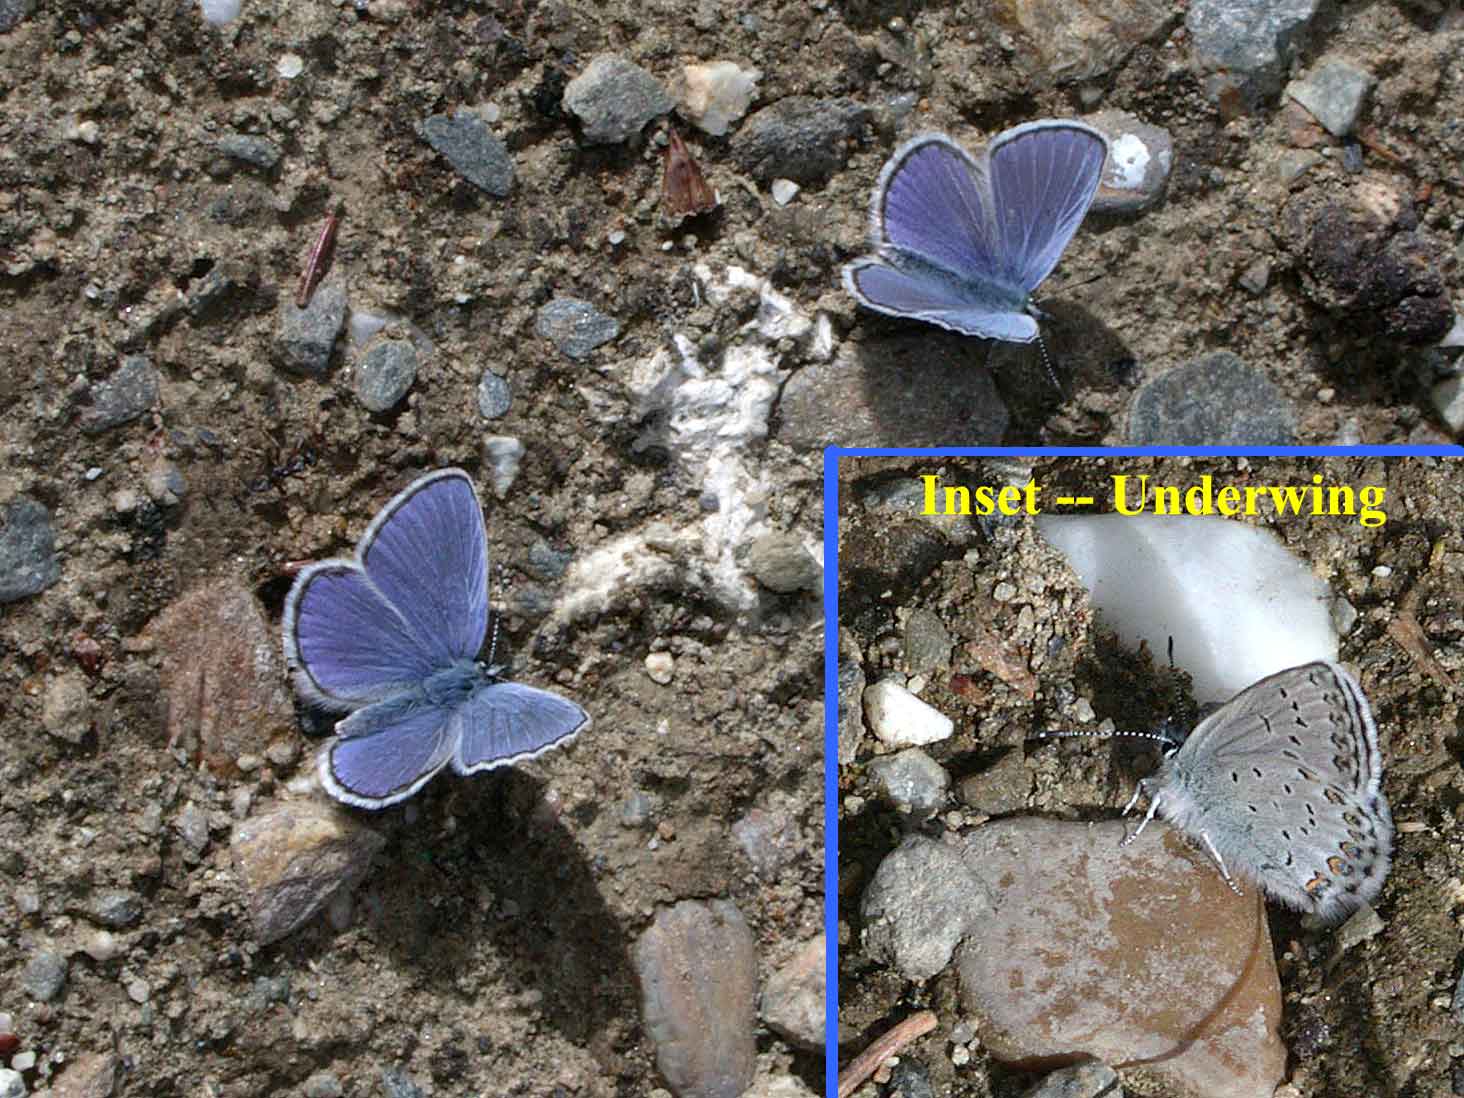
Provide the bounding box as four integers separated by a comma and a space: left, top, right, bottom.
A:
993, 0, 1173, 83
633, 899, 757, 1098
148, 578, 294, 776
231, 802, 386, 945
50, 1051, 119, 1098
760, 934, 823, 1050
955, 818, 1284, 1098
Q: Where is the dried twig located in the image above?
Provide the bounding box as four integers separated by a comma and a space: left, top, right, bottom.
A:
838, 1010, 939, 1098
295, 206, 340, 308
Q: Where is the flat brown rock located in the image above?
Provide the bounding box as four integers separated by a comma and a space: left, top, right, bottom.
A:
956, 817, 1285, 1098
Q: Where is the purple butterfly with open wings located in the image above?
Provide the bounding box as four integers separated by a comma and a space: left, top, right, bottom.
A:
282, 468, 588, 809
842, 120, 1108, 342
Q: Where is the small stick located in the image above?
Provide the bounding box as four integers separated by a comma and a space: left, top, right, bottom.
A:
837, 1010, 938, 1098
295, 206, 340, 309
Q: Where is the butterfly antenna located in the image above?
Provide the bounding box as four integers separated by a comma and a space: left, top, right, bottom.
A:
1036, 330, 1063, 394
1027, 729, 1179, 747
485, 563, 510, 669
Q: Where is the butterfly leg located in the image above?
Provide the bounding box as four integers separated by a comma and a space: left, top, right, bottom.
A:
1119, 782, 1161, 847
1198, 830, 1245, 896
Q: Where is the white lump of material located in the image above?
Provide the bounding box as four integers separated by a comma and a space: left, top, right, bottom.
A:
1036, 514, 1338, 703
863, 679, 954, 747
680, 61, 760, 136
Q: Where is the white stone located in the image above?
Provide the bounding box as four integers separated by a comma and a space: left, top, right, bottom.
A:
770, 179, 799, 206
863, 679, 954, 747
481, 435, 524, 499
681, 61, 759, 136
1037, 514, 1338, 703
199, 0, 242, 26
277, 53, 303, 79
1433, 376, 1464, 435
645, 652, 674, 684
1438, 313, 1464, 348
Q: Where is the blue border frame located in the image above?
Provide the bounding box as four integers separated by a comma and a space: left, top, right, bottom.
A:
820, 443, 1461, 1097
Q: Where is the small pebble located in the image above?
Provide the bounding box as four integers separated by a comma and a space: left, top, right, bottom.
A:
277, 279, 347, 378
421, 110, 514, 197
80, 355, 159, 434
198, 0, 241, 25
619, 792, 653, 828
0, 497, 60, 604
354, 338, 418, 413
863, 679, 954, 747
9, 1052, 34, 1073
645, 651, 675, 684
126, 978, 150, 1004
535, 297, 620, 361
481, 435, 524, 499
770, 179, 799, 205
217, 133, 282, 171
476, 369, 512, 420
303, 1072, 345, 1098
1286, 59, 1374, 137
21, 950, 66, 1002
745, 532, 820, 593
88, 888, 143, 928
0, 1069, 22, 1098
680, 60, 759, 136
277, 53, 303, 79
868, 748, 950, 818
563, 55, 674, 144
1089, 110, 1173, 214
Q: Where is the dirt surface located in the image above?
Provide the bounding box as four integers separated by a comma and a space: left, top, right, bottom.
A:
0, 3, 828, 1096
837, 454, 1464, 1097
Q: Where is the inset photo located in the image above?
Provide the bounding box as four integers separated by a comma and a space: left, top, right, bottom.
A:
831, 451, 1463, 1098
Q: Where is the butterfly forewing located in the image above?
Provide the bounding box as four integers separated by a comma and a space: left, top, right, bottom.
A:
357, 469, 490, 669
987, 121, 1108, 293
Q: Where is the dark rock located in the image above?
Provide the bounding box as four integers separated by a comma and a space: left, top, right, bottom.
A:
734, 97, 869, 184
0, 497, 60, 603
80, 355, 159, 433
1283, 192, 1452, 344
217, 133, 282, 170
86, 888, 143, 928
1127, 352, 1296, 445
837, 657, 865, 766
421, 110, 514, 197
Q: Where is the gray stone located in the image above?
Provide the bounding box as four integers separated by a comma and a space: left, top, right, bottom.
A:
421, 110, 514, 196
535, 297, 619, 360
0, 1067, 21, 1098
1088, 110, 1172, 214
380, 1069, 424, 1098
1022, 1061, 1122, 1098
633, 899, 757, 1098
1127, 352, 1296, 445
745, 532, 819, 593
303, 1073, 344, 1098
1431, 376, 1464, 436
837, 658, 866, 766
81, 355, 159, 433
354, 339, 417, 412
217, 133, 282, 170
21, 949, 66, 1002
903, 609, 952, 674
868, 748, 950, 818
231, 802, 386, 945
0, 497, 59, 603
861, 835, 993, 981
734, 96, 868, 184
1275, 149, 1322, 185
1237, 257, 1271, 295
779, 337, 1007, 450
525, 540, 572, 580
86, 888, 143, 928
0, 0, 33, 32
1186, 0, 1321, 104
476, 369, 512, 419
145, 459, 187, 507
42, 670, 90, 745
1286, 59, 1373, 137
731, 807, 800, 879
562, 55, 673, 144
277, 279, 347, 377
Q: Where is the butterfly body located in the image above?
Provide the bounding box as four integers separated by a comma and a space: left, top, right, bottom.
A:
282, 468, 589, 809
843, 121, 1108, 343
1128, 661, 1392, 924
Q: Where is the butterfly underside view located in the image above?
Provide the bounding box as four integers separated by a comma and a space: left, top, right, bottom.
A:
842, 120, 1109, 344
1126, 661, 1392, 924
282, 468, 590, 809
